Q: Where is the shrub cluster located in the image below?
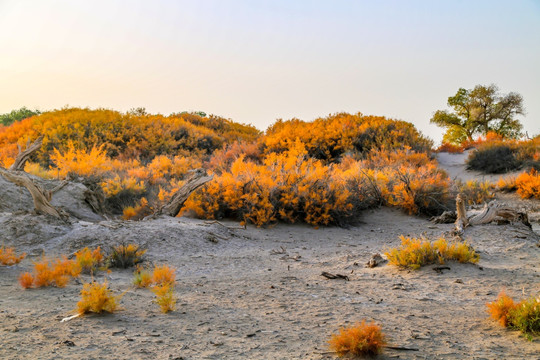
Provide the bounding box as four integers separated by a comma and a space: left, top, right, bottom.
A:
466, 135, 540, 174
385, 235, 479, 270
487, 291, 540, 337
0, 109, 452, 225
134, 264, 177, 313
0, 246, 26, 266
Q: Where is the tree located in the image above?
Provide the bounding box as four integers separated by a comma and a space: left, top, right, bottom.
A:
0, 107, 41, 126
431, 84, 524, 144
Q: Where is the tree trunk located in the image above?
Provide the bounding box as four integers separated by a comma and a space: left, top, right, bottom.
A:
0, 136, 66, 219
9, 136, 44, 171
0, 168, 64, 218
158, 169, 213, 217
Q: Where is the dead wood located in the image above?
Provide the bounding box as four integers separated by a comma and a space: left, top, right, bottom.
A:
384, 345, 419, 351
0, 168, 65, 218
158, 169, 213, 217
454, 193, 468, 235
321, 272, 349, 281
9, 136, 44, 171
430, 210, 456, 224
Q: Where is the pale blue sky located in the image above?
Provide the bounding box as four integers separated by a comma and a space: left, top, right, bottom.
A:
1, 0, 539, 143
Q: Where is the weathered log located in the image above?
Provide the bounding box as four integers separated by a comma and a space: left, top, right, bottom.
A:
0, 168, 64, 218
9, 136, 44, 171
454, 193, 469, 235
159, 168, 213, 217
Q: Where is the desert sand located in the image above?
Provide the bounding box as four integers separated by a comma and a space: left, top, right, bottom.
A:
0, 153, 539, 360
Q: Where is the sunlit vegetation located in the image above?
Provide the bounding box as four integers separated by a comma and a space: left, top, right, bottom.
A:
22, 256, 81, 289
328, 320, 387, 357
466, 134, 540, 174
454, 180, 494, 205
0, 108, 457, 226
133, 264, 177, 313
385, 235, 479, 270
515, 170, 540, 200
107, 243, 146, 268
75, 247, 104, 273
487, 291, 540, 337
77, 280, 121, 314
0, 246, 26, 266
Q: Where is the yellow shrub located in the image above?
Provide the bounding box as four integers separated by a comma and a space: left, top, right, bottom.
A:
152, 284, 177, 313
50, 142, 112, 178
75, 247, 104, 273
77, 281, 119, 314
385, 236, 479, 270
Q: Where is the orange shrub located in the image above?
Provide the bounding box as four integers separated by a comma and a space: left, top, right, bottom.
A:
27, 255, 80, 288
151, 265, 176, 286
122, 197, 152, 220
0, 246, 26, 266
75, 247, 104, 273
133, 267, 153, 288
515, 170, 540, 199
329, 320, 387, 357
487, 290, 516, 327
18, 272, 34, 289
152, 284, 177, 313
50, 142, 112, 178
77, 281, 119, 314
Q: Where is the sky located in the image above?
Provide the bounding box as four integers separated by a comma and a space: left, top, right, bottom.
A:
0, 0, 539, 143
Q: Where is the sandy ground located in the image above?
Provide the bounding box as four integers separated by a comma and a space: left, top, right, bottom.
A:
0, 153, 539, 360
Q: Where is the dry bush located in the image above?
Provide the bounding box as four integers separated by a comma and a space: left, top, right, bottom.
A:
487, 291, 540, 337
27, 256, 81, 288
515, 170, 540, 199
75, 247, 104, 273
122, 197, 153, 220
151, 265, 176, 286
133, 266, 153, 288
496, 176, 517, 192
77, 281, 120, 314
467, 144, 521, 174
454, 180, 494, 205
436, 142, 465, 153
385, 236, 479, 270
107, 243, 146, 268
0, 246, 26, 266
152, 284, 177, 313
18, 272, 34, 289
329, 320, 387, 357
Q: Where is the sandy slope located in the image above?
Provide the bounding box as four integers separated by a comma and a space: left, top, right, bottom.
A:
0, 153, 539, 359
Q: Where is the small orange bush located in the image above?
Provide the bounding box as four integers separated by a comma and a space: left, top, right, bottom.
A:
0, 246, 26, 266
28, 256, 80, 288
75, 247, 104, 273
487, 291, 540, 336
77, 281, 119, 314
108, 243, 146, 268
152, 284, 177, 313
487, 290, 516, 327
515, 170, 540, 199
18, 272, 34, 289
151, 265, 176, 286
329, 320, 387, 357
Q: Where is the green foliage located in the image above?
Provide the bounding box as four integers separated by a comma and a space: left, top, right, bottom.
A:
431, 84, 524, 144
0, 107, 40, 126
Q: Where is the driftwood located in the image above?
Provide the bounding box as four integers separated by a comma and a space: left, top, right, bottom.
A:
321, 272, 350, 281
0, 168, 64, 218
157, 169, 213, 217
454, 193, 469, 235
0, 137, 66, 219
452, 194, 530, 235
9, 136, 44, 171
